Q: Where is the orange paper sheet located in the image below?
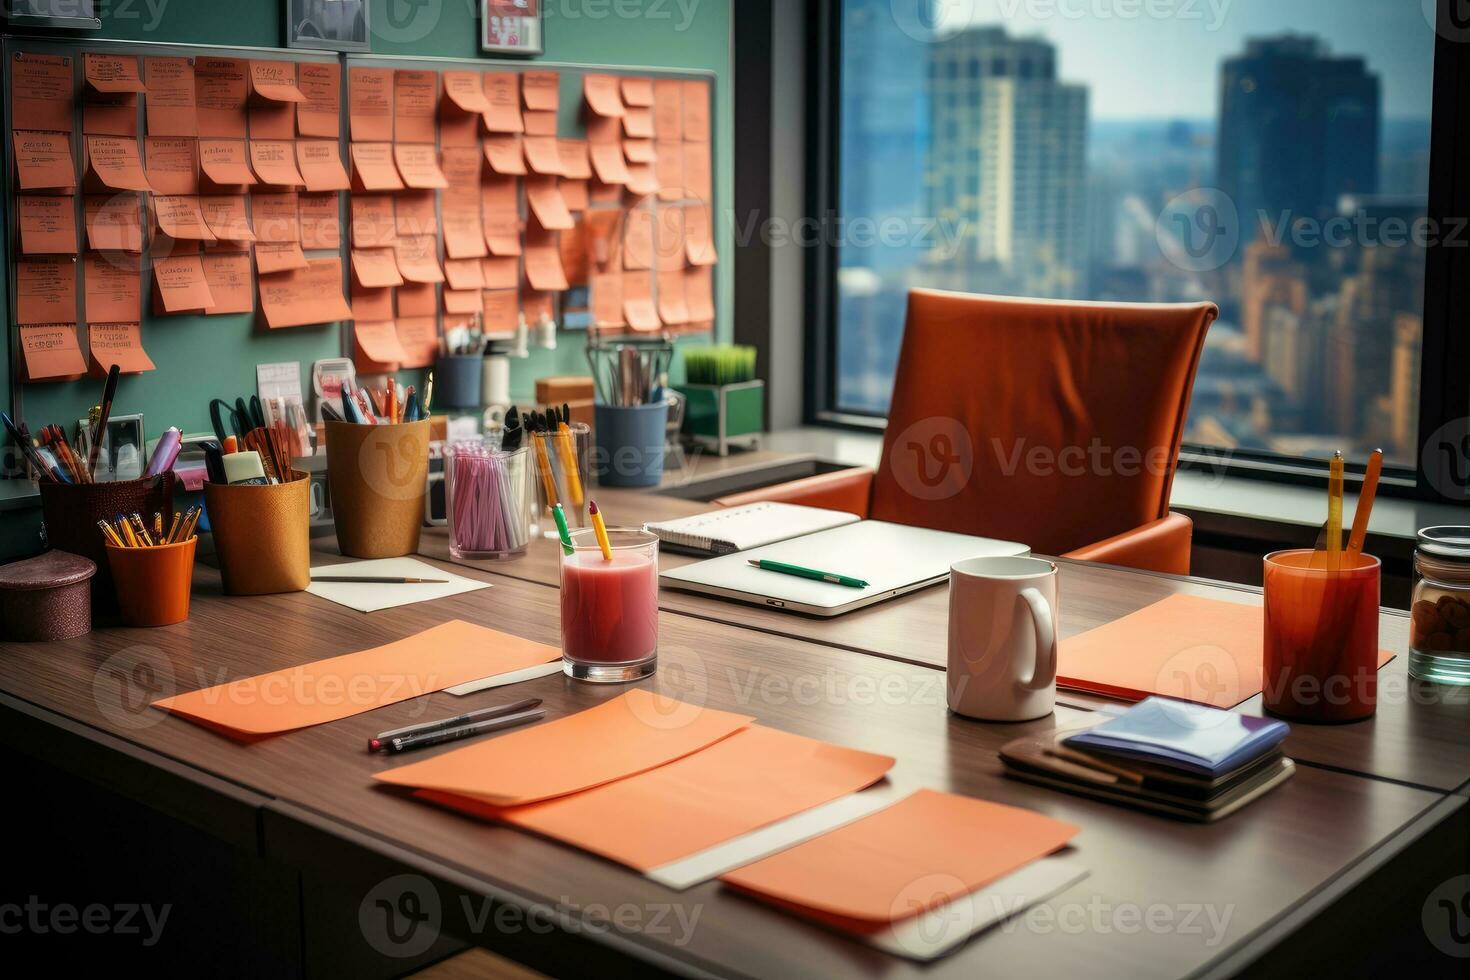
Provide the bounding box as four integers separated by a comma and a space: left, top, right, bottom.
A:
683, 141, 712, 201
154, 195, 216, 243
14, 131, 77, 191
19, 195, 78, 254
394, 143, 449, 189
684, 204, 718, 265
252, 193, 301, 243
624, 138, 655, 164
682, 80, 711, 142
523, 109, 556, 136
84, 53, 146, 94
443, 71, 489, 114
444, 258, 484, 292
394, 70, 438, 143
522, 71, 559, 111
351, 195, 397, 247
152, 254, 214, 313
654, 79, 683, 139
396, 317, 439, 368
523, 135, 564, 176
249, 60, 306, 103
144, 136, 199, 194
657, 270, 689, 325
296, 62, 342, 138
376, 689, 753, 806
349, 67, 394, 141
351, 142, 405, 191
443, 202, 488, 260
198, 138, 257, 188
397, 282, 438, 317
623, 107, 655, 140
626, 161, 660, 198
484, 134, 528, 176
297, 141, 350, 191
591, 271, 625, 328
351, 278, 393, 321
484, 212, 522, 257
444, 289, 482, 315
559, 139, 592, 180
299, 193, 342, 250
624, 272, 661, 332
20, 324, 87, 382
354, 320, 408, 367
249, 139, 306, 188
255, 241, 309, 275
257, 257, 353, 328
201, 251, 255, 314
86, 136, 151, 192
622, 77, 655, 108
84, 195, 143, 252
352, 248, 404, 288
624, 209, 654, 270
722, 789, 1079, 930
395, 235, 445, 283
395, 190, 438, 237
686, 266, 715, 323
482, 257, 518, 291
11, 53, 74, 133
525, 175, 574, 231
195, 58, 249, 137
200, 196, 255, 244
1057, 593, 1396, 708
84, 253, 141, 321
483, 73, 524, 133
422, 725, 895, 872
154, 621, 557, 739
480, 289, 518, 333
17, 257, 77, 324
524, 235, 569, 292
584, 74, 626, 117
590, 141, 630, 185
88, 321, 154, 374
145, 57, 198, 137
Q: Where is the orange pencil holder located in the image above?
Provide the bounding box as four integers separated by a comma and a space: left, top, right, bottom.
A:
105, 536, 197, 628
39, 472, 175, 618
325, 419, 430, 559
203, 470, 312, 596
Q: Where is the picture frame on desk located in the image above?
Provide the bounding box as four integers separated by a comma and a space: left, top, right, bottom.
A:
286, 0, 371, 52
481, 0, 544, 56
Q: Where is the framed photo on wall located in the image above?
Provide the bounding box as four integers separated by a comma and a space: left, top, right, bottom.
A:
286, 0, 371, 52
482, 0, 544, 56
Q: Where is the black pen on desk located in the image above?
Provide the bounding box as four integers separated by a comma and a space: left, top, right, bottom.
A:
368, 697, 542, 752
379, 707, 546, 754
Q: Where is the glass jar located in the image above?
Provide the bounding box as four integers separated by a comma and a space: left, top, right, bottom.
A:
1409, 527, 1470, 686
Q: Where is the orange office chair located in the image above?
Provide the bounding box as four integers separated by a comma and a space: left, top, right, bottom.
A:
716, 289, 1218, 575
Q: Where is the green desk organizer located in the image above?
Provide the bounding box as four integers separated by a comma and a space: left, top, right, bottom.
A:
674, 380, 764, 456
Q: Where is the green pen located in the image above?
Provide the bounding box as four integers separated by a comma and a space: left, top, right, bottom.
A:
551, 503, 575, 556
747, 559, 869, 589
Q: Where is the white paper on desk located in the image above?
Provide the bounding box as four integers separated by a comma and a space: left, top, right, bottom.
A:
306, 558, 491, 612
447, 661, 564, 696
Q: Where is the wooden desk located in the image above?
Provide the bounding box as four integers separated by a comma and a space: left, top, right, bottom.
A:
0, 552, 1464, 978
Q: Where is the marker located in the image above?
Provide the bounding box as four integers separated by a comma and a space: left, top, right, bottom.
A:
589, 499, 613, 561
368, 697, 543, 752
552, 503, 575, 556
380, 707, 545, 754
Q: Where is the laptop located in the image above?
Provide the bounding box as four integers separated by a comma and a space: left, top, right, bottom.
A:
660, 520, 1029, 617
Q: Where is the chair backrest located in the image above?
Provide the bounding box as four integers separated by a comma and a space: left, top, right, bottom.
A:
869, 289, 1217, 556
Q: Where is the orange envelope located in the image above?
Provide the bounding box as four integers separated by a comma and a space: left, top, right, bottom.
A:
19, 195, 78, 254
85, 137, 151, 192
443, 71, 489, 114
654, 79, 683, 139
355, 320, 408, 367
296, 62, 341, 138
84, 53, 146, 94
422, 725, 895, 872
152, 254, 214, 313
591, 271, 625, 328
154, 621, 557, 739
144, 136, 199, 194
525, 176, 573, 231
198, 139, 257, 189
523, 135, 564, 176
250, 139, 305, 187
559, 140, 592, 180
622, 77, 655, 108
17, 256, 77, 324
656, 142, 684, 201
396, 317, 439, 368
249, 60, 306, 103
200, 196, 255, 245
84, 253, 140, 321
258, 257, 353, 328
11, 53, 74, 133
351, 142, 405, 191
685, 266, 715, 323
484, 134, 527, 176
397, 281, 438, 317
395, 235, 445, 284
376, 689, 753, 806
657, 270, 688, 325
522, 70, 559, 112
84, 195, 143, 252
590, 142, 630, 185
296, 140, 350, 191
682, 80, 711, 142
684, 204, 718, 265
584, 74, 625, 117
20, 324, 87, 382
201, 251, 255, 314
481, 257, 518, 291
444, 258, 484, 292
625, 162, 659, 199
352, 248, 404, 288
722, 790, 1079, 930
252, 192, 301, 242
299, 193, 342, 250
14, 132, 77, 191
394, 144, 448, 189
482, 289, 519, 334
394, 70, 438, 143
349, 67, 394, 141
351, 195, 396, 247
481, 72, 523, 133
624, 272, 661, 332
88, 321, 154, 375
623, 107, 654, 140
144, 57, 198, 137
255, 241, 310, 275
154, 195, 216, 243
195, 58, 249, 137
1058, 593, 1395, 708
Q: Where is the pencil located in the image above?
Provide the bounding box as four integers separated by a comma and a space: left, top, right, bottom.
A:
1326, 450, 1344, 568
1347, 449, 1383, 556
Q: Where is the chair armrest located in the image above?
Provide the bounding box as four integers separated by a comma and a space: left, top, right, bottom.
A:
1062, 512, 1194, 576
712, 468, 874, 518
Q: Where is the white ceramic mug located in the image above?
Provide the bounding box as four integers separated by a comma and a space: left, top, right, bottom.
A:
947, 556, 1059, 722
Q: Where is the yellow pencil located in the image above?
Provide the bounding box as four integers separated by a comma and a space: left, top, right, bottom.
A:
589, 499, 613, 561
1326, 450, 1344, 568
556, 421, 585, 507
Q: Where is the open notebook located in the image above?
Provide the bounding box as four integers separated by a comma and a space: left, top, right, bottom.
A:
646, 502, 860, 555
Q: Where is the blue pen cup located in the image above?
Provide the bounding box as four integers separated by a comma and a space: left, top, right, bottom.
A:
594, 402, 669, 488
435, 354, 484, 408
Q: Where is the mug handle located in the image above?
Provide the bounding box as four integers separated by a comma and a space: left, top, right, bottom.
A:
1017, 588, 1057, 691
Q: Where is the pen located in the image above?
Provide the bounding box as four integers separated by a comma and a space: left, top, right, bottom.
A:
747, 559, 869, 589
589, 499, 613, 561
381, 707, 545, 753
87, 363, 120, 480
552, 503, 575, 556
309, 576, 451, 584
368, 697, 543, 751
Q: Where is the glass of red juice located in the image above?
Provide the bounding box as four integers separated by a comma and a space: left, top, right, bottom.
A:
1262, 549, 1381, 723
560, 528, 659, 682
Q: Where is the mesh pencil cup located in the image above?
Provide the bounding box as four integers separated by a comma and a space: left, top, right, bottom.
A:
445, 444, 534, 561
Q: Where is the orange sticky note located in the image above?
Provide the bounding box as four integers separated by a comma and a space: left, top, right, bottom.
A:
397, 281, 438, 317
83, 253, 140, 322
83, 87, 137, 136
13, 131, 77, 191
351, 142, 405, 191
395, 234, 445, 284
624, 209, 654, 271
682, 80, 711, 143
201, 251, 255, 314
440, 145, 482, 187
88, 321, 154, 375
524, 233, 569, 292
296, 140, 350, 191
444, 288, 482, 314
560, 179, 589, 214
254, 241, 310, 275
584, 74, 625, 117
84, 194, 143, 252
152, 254, 214, 313
154, 195, 216, 243
394, 69, 438, 143
482, 289, 519, 334
422, 725, 894, 872
376, 689, 753, 806
200, 195, 255, 245
683, 141, 712, 202
19, 195, 78, 254
685, 266, 715, 324
523, 135, 564, 176
626, 161, 660, 199
483, 133, 527, 176
395, 190, 438, 237
443, 71, 489, 114
591, 271, 625, 328
525, 175, 573, 231
299, 193, 342, 250
84, 53, 146, 95
296, 62, 341, 138
657, 270, 688, 325
1058, 593, 1395, 708
655, 206, 686, 272
351, 195, 397, 248
394, 143, 448, 189
351, 248, 404, 289
483, 72, 524, 133
523, 109, 556, 137
349, 66, 394, 141
559, 139, 592, 180
154, 621, 557, 739
351, 281, 394, 322
354, 320, 407, 368
258, 257, 353, 328
11, 53, 74, 133
444, 257, 484, 292
623, 106, 654, 140
144, 57, 198, 136
484, 212, 522, 257
86, 136, 152, 192
590, 141, 630, 185
624, 138, 655, 164
624, 271, 661, 332
143, 136, 199, 194
654, 79, 683, 140
396, 316, 439, 368
656, 141, 685, 201
684, 204, 718, 265
483, 172, 519, 214
20, 324, 87, 382
482, 257, 518, 291
722, 790, 1079, 930
198, 138, 257, 189
522, 70, 559, 112
442, 198, 488, 260
249, 61, 306, 103
250, 139, 306, 188
17, 256, 76, 324
622, 76, 655, 108
195, 58, 249, 138
252, 192, 301, 243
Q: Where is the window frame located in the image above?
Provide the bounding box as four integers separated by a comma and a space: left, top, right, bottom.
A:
804, 0, 1470, 503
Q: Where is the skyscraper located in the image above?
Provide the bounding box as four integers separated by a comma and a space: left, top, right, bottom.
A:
1217, 36, 1380, 248
924, 27, 1088, 298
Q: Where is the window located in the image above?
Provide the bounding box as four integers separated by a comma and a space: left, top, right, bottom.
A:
814, 0, 1468, 495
